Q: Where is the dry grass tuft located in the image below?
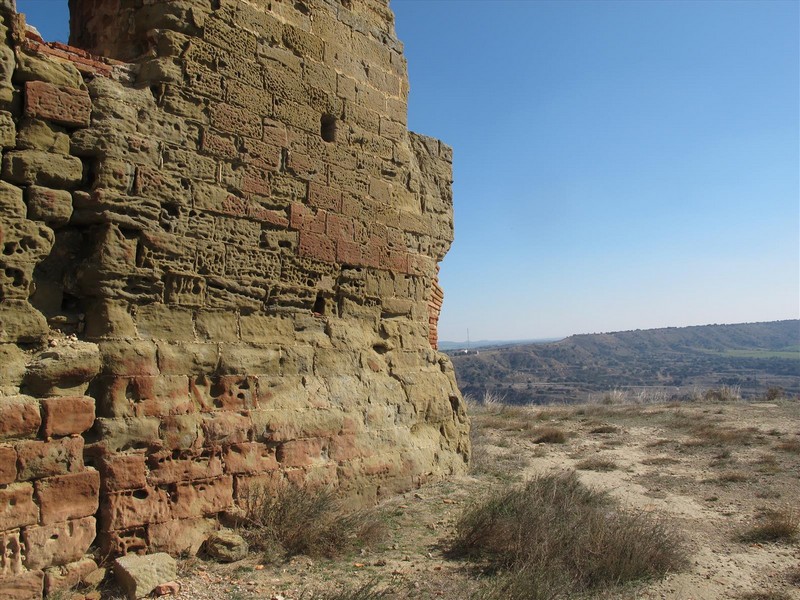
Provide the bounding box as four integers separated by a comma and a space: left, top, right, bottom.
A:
531, 426, 567, 444
715, 471, 750, 483
683, 423, 754, 447
237, 484, 386, 560
641, 456, 680, 466
774, 439, 800, 453
575, 457, 618, 471
739, 591, 791, 600
737, 508, 799, 543
589, 424, 619, 434
452, 472, 687, 600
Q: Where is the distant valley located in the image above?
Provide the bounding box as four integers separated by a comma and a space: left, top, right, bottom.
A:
447, 320, 800, 404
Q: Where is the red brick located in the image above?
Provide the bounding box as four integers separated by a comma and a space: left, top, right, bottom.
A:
298, 231, 335, 263
35, 471, 100, 525
308, 182, 342, 212
98, 453, 147, 492
22, 516, 96, 570
223, 442, 279, 474
0, 483, 38, 530
336, 239, 361, 265
276, 438, 325, 468
15, 436, 83, 481
0, 444, 16, 484
24, 80, 91, 128
0, 396, 41, 440
40, 396, 95, 437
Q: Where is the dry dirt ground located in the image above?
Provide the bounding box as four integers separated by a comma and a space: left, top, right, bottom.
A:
92, 399, 799, 600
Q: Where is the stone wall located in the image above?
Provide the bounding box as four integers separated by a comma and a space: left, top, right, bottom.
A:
0, 0, 468, 596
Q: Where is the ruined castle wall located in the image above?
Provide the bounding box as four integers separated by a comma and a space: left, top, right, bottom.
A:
0, 1, 468, 595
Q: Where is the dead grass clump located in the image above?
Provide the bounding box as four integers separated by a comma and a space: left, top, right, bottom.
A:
301, 581, 394, 600
774, 439, 800, 453
703, 385, 742, 402
715, 471, 749, 483
237, 484, 385, 560
646, 439, 671, 448
641, 456, 680, 466
576, 457, 618, 471
531, 427, 567, 444
737, 508, 799, 543
739, 592, 791, 600
452, 472, 687, 600
589, 424, 619, 434
683, 423, 754, 447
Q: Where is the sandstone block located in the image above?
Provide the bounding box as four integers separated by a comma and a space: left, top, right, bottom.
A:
0, 395, 41, 441
170, 475, 233, 519
148, 517, 216, 556
98, 453, 147, 493
276, 438, 325, 468
15, 50, 84, 88
43, 557, 98, 596
24, 80, 92, 128
40, 396, 95, 438
99, 339, 159, 377
94, 417, 161, 452
114, 553, 176, 600
159, 414, 204, 450
195, 310, 239, 342
0, 300, 49, 343
0, 529, 24, 578
15, 436, 84, 481
0, 568, 44, 600
25, 186, 73, 227
23, 516, 96, 570
23, 341, 101, 397
0, 483, 38, 530
35, 470, 100, 525
203, 529, 248, 562
147, 451, 223, 486
0, 110, 14, 148
135, 304, 195, 341
0, 180, 26, 217
0, 343, 26, 395
15, 118, 71, 154
0, 444, 16, 484
202, 412, 251, 446
2, 150, 83, 188
102, 486, 172, 530
223, 442, 279, 474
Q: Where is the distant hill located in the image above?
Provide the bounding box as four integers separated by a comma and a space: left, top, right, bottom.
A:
448, 320, 800, 404
438, 338, 560, 351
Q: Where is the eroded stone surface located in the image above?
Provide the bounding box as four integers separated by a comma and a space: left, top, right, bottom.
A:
0, 0, 469, 581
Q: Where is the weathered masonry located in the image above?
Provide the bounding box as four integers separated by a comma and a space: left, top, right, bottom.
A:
0, 0, 469, 596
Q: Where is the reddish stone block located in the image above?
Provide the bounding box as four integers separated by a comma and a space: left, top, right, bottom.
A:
329, 434, 369, 462
0, 568, 44, 599
308, 182, 342, 212
381, 249, 409, 273
326, 213, 355, 242
35, 470, 100, 525
101, 486, 171, 530
223, 442, 279, 474
262, 118, 288, 148
286, 150, 317, 180
0, 483, 38, 530
147, 451, 223, 485
336, 239, 361, 265
276, 438, 325, 468
170, 475, 234, 519
242, 167, 271, 197
407, 253, 434, 277
211, 103, 261, 138
98, 453, 147, 493
298, 231, 335, 263
40, 396, 95, 438
22, 516, 96, 570
0, 444, 17, 484
0, 396, 41, 441
241, 138, 281, 170
24, 80, 91, 128
289, 202, 326, 233
201, 412, 251, 446
201, 129, 238, 159
15, 436, 83, 481
361, 238, 384, 269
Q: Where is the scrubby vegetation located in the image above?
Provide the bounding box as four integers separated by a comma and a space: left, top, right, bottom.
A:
451, 472, 687, 599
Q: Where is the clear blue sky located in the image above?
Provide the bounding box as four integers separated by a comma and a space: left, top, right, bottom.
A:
18, 0, 800, 341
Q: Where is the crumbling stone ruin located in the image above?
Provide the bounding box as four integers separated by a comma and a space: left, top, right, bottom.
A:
0, 0, 469, 596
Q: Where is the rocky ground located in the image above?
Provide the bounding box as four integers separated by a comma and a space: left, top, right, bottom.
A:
83, 398, 799, 600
